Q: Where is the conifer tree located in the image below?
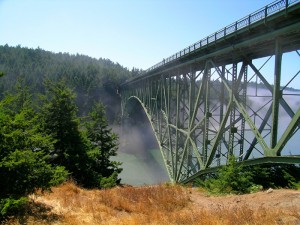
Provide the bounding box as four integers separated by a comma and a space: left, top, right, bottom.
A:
86, 102, 122, 188
42, 80, 91, 184
0, 82, 68, 217
42, 80, 122, 188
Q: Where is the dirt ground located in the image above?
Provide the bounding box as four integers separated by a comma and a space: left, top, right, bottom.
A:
190, 188, 300, 210
189, 188, 300, 224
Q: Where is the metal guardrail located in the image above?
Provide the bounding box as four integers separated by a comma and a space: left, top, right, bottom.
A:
145, 0, 299, 74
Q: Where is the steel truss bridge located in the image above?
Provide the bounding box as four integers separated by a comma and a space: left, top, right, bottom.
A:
120, 0, 300, 183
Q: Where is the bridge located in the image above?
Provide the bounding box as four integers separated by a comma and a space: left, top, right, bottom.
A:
120, 0, 300, 183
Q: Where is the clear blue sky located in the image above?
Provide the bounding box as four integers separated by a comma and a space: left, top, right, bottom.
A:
0, 0, 274, 70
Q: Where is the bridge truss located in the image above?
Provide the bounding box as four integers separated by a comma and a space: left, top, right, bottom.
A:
120, 0, 300, 183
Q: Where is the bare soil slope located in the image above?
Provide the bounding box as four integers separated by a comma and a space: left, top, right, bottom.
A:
190, 188, 300, 224
3, 182, 300, 225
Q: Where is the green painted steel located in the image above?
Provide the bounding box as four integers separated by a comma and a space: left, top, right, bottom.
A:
182, 156, 300, 184
120, 0, 300, 183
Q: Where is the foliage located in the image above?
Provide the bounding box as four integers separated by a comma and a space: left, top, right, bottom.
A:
196, 159, 300, 194
99, 172, 119, 189
41, 80, 92, 185
248, 163, 300, 189
42, 80, 122, 188
0, 197, 27, 217
198, 156, 253, 194
0, 83, 68, 219
0, 150, 68, 198
0, 45, 136, 122
85, 102, 122, 188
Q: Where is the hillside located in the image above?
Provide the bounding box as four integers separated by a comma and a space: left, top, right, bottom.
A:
3, 182, 300, 225
0, 45, 170, 186
0, 45, 141, 121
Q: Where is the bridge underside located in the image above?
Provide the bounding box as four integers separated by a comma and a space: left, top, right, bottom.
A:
121, 1, 300, 183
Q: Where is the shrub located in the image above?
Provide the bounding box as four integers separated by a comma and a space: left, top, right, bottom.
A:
99, 172, 119, 189
0, 197, 27, 217
249, 163, 300, 189
195, 160, 300, 194
197, 156, 253, 194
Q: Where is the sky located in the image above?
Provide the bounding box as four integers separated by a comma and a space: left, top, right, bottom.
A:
0, 0, 299, 88
0, 0, 275, 70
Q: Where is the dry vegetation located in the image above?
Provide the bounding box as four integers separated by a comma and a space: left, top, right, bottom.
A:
3, 181, 300, 225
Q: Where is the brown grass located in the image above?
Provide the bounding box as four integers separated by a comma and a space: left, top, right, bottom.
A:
2, 181, 300, 225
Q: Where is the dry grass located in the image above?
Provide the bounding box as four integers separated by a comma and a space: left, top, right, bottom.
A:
2, 181, 300, 225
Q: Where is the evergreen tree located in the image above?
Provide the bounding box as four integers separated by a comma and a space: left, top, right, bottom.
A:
86, 102, 122, 188
200, 156, 253, 194
0, 83, 68, 217
42, 80, 92, 184
42, 80, 122, 188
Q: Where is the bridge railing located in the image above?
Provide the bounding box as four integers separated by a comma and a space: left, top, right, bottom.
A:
145, 0, 299, 74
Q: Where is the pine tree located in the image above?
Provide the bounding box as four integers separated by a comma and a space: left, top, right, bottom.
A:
86, 102, 122, 188
42, 80, 92, 184
201, 156, 253, 194
42, 80, 122, 188
0, 82, 68, 217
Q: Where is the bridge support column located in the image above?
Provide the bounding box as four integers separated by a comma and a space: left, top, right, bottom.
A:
203, 62, 211, 165
229, 63, 237, 157
271, 39, 282, 154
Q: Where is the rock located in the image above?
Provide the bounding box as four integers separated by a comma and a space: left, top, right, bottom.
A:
266, 188, 273, 193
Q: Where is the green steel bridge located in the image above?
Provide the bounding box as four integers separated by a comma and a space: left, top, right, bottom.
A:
120, 0, 300, 183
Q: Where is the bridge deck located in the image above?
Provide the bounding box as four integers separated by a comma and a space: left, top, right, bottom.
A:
122, 0, 300, 86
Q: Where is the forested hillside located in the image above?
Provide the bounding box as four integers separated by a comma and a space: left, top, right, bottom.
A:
0, 45, 142, 121
0, 45, 144, 219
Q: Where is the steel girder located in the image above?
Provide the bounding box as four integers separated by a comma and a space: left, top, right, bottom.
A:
120, 0, 300, 183
121, 47, 300, 183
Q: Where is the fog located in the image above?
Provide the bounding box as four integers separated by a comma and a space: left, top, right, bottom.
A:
112, 86, 300, 185
246, 87, 300, 156
112, 102, 169, 186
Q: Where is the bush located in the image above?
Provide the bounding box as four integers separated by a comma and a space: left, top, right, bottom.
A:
0, 197, 27, 217
249, 164, 300, 189
0, 150, 69, 198
195, 160, 300, 194
198, 156, 253, 194
99, 172, 119, 189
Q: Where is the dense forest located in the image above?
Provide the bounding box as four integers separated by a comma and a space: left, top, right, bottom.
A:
0, 45, 143, 121
0, 45, 143, 218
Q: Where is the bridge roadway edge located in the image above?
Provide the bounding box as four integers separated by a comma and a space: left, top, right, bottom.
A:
121, 1, 300, 87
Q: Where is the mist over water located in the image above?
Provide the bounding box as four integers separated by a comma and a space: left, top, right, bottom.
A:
118, 125, 169, 185
112, 101, 169, 186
